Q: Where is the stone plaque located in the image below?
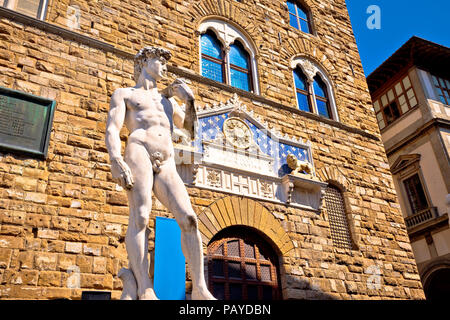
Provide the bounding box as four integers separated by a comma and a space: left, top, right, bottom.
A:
0, 86, 55, 158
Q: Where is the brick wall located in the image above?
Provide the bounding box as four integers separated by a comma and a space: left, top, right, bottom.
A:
0, 0, 425, 299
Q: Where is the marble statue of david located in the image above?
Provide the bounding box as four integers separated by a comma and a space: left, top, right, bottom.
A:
105, 46, 215, 300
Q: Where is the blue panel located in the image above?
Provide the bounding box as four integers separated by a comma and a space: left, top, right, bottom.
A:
316, 99, 330, 119
154, 217, 186, 300
201, 33, 222, 59
196, 113, 229, 152
202, 59, 224, 83
278, 144, 310, 176
297, 92, 311, 112
294, 69, 307, 91
229, 43, 249, 69
230, 68, 250, 91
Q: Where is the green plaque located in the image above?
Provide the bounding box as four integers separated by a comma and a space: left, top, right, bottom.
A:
0, 86, 56, 159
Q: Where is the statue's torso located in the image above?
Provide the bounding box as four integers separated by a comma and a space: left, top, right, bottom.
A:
122, 88, 175, 161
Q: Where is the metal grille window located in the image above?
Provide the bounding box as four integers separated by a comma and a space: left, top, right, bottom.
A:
324, 185, 353, 249
207, 228, 281, 300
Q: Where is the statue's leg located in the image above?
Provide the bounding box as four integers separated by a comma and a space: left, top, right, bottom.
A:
124, 143, 158, 300
153, 160, 216, 300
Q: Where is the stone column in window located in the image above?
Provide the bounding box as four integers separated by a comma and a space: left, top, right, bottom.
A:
306, 78, 318, 114
223, 45, 231, 86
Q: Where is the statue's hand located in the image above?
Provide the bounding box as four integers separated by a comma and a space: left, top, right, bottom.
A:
168, 78, 195, 102
110, 158, 134, 190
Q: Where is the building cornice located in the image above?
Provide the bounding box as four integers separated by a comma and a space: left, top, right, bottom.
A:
386, 118, 450, 156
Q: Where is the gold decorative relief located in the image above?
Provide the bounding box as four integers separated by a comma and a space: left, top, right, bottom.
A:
223, 117, 253, 149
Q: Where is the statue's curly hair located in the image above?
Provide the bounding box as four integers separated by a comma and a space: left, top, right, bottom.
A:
134, 46, 172, 81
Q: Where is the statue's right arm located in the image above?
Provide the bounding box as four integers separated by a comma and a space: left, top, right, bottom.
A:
105, 89, 134, 189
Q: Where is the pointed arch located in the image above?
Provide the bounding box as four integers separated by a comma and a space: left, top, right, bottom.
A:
190, 0, 261, 57
197, 196, 295, 256
285, 38, 339, 82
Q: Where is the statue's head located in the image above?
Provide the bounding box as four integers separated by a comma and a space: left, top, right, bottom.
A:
134, 46, 172, 82
286, 153, 298, 170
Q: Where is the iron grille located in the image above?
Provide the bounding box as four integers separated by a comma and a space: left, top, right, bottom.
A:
207, 228, 281, 300
324, 186, 353, 249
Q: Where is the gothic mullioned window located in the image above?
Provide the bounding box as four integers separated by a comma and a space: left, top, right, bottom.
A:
287, 0, 312, 34
1, 0, 48, 19
292, 58, 337, 120
199, 20, 259, 94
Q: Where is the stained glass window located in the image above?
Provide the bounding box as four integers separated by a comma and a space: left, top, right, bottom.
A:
294, 68, 312, 112
287, 1, 311, 34
201, 31, 225, 83
230, 41, 251, 91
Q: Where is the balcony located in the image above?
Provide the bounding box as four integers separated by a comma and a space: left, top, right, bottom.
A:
404, 207, 439, 229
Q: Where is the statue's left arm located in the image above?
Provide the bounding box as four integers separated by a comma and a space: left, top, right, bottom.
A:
164, 79, 197, 140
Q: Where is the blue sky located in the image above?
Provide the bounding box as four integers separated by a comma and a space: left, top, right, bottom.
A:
345, 0, 450, 76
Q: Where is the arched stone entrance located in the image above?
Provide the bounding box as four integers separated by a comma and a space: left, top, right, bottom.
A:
197, 196, 295, 256
207, 226, 282, 300
423, 264, 450, 300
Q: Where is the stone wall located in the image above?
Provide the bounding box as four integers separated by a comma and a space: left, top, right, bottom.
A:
0, 0, 425, 299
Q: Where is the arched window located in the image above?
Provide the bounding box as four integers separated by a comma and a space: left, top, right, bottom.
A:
294, 67, 312, 112
207, 227, 281, 300
199, 20, 259, 94
229, 41, 252, 91
201, 31, 225, 83
291, 57, 338, 120
324, 185, 353, 250
313, 75, 331, 118
287, 1, 312, 34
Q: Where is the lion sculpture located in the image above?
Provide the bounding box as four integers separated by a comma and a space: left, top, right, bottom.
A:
286, 153, 315, 179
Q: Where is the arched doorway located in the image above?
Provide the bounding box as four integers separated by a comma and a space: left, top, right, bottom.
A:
207, 226, 282, 300
424, 267, 450, 300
